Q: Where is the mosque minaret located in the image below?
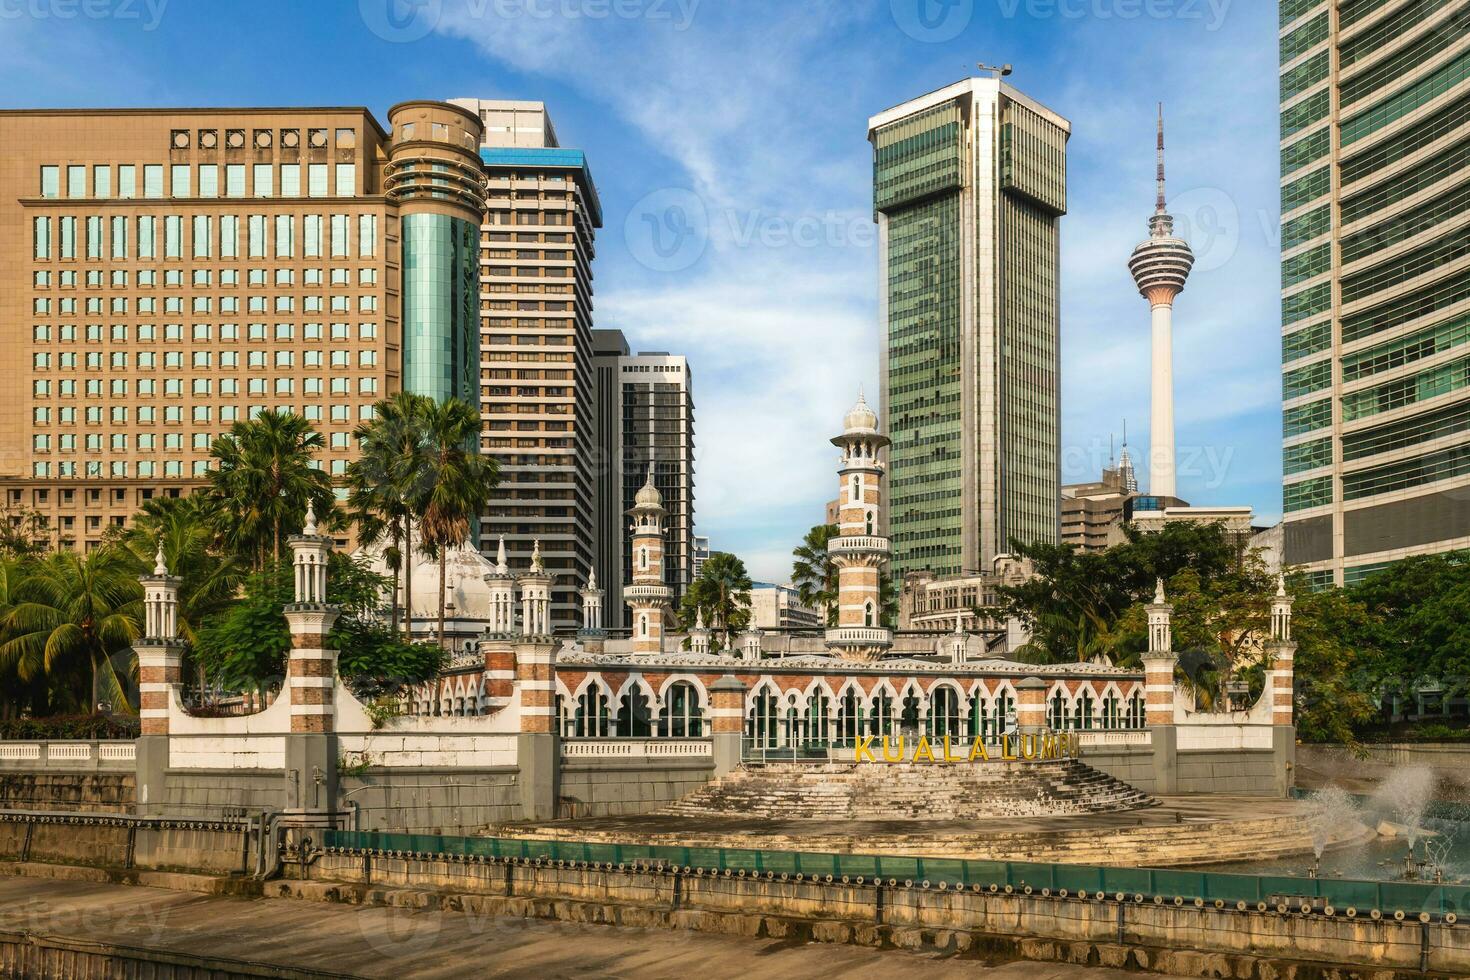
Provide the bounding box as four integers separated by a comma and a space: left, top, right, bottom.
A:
1127, 106, 1195, 500
825, 390, 893, 662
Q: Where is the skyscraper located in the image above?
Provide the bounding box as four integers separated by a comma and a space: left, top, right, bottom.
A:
1278, 2, 1470, 587
591, 328, 696, 629
1128, 109, 1194, 502
450, 99, 603, 627
868, 77, 1069, 580
0, 102, 482, 549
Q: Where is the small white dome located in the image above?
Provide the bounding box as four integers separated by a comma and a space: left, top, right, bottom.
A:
843, 389, 878, 434
633, 466, 663, 509
357, 534, 500, 623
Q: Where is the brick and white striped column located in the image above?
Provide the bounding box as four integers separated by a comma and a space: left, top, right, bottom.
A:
135, 546, 184, 815
625, 467, 672, 656
514, 637, 559, 820
709, 675, 746, 776
1143, 579, 1178, 727
1268, 576, 1296, 728
1015, 677, 1048, 734
284, 507, 340, 735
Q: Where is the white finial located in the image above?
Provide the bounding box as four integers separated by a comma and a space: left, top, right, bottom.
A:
694, 607, 705, 631
1154, 578, 1166, 604
587, 568, 597, 590
531, 539, 544, 572
153, 543, 168, 576
495, 535, 508, 573
953, 616, 964, 635
1276, 573, 1287, 599
304, 500, 318, 536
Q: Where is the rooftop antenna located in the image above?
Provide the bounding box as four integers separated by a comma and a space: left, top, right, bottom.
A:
977, 62, 1014, 78
1155, 103, 1168, 216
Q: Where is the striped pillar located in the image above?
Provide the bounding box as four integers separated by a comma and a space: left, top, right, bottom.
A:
1143, 579, 1177, 727
1268, 576, 1296, 728
514, 637, 559, 820
1016, 677, 1048, 734
285, 510, 340, 735
709, 675, 746, 776
626, 467, 672, 656
136, 551, 184, 736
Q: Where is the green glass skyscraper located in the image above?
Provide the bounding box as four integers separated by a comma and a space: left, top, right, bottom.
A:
1279, 0, 1470, 587
869, 77, 1069, 579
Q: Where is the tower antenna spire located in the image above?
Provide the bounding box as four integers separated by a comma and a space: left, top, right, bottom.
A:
1155, 103, 1167, 216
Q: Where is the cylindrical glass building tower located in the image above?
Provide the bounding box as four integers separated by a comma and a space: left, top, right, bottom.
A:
385, 101, 485, 404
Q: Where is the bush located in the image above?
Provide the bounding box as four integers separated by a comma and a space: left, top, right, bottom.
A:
0, 713, 140, 740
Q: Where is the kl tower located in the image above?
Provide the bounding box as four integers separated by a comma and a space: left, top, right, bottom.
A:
1127, 106, 1195, 500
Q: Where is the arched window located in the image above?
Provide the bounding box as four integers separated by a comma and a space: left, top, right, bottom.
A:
746, 688, 779, 748
928, 687, 962, 738
639, 547, 649, 571
659, 682, 703, 738
1073, 691, 1095, 730
864, 511, 875, 536
1126, 692, 1146, 729
899, 693, 921, 733
804, 692, 830, 748
1048, 691, 1067, 730
1102, 695, 1120, 730
849, 474, 860, 503
572, 687, 611, 737
868, 691, 894, 736
615, 687, 653, 737
968, 692, 988, 741
836, 690, 862, 746
639, 613, 649, 637
864, 601, 875, 627
992, 691, 1015, 737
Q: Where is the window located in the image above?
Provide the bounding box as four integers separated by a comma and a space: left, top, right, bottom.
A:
192, 215, 212, 258
137, 216, 155, 258
308, 163, 328, 197
40, 165, 58, 198
170, 164, 189, 197
248, 215, 266, 258
358, 214, 377, 257
331, 214, 349, 257
117, 164, 136, 199
225, 164, 245, 197
33, 216, 50, 259
280, 164, 301, 197
335, 163, 355, 196
164, 215, 182, 258
93, 166, 111, 199
110, 216, 127, 259
304, 214, 322, 257
66, 165, 86, 197
274, 214, 294, 257
253, 163, 273, 197
143, 164, 164, 198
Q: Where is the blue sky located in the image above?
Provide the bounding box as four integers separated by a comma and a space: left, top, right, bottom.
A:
0, 0, 1282, 583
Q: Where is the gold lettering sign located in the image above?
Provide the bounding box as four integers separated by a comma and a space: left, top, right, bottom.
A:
852, 733, 1082, 764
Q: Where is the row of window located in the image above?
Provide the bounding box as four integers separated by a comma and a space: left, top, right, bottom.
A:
32, 265, 377, 291
1340, 2, 1470, 109
34, 293, 378, 316
1342, 310, 1470, 382
1343, 264, 1470, 344
31, 457, 355, 479
1341, 353, 1470, 421
31, 322, 379, 345
40, 162, 357, 200
33, 212, 378, 261
1344, 441, 1470, 501
1341, 49, 1470, 147
32, 376, 379, 399
33, 349, 378, 370
27, 403, 371, 428
1340, 136, 1470, 226
1341, 179, 1470, 266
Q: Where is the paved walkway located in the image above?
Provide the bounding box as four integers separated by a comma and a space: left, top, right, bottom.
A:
0, 877, 1188, 979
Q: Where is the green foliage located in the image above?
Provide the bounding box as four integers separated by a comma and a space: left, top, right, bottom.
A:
202, 409, 336, 569
791, 524, 839, 627
0, 713, 139, 740
194, 554, 444, 699
1290, 583, 1378, 744
680, 552, 753, 649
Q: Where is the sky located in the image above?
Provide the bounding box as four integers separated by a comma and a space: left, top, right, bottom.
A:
0, 0, 1283, 584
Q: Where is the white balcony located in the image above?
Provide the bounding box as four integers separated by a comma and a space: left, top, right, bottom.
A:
828, 536, 890, 556
824, 627, 893, 647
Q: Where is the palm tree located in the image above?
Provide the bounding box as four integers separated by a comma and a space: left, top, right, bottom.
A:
791, 523, 840, 626
0, 556, 38, 718
121, 496, 243, 696
203, 410, 334, 569
0, 548, 142, 714
346, 392, 433, 639
679, 552, 752, 650
409, 398, 497, 649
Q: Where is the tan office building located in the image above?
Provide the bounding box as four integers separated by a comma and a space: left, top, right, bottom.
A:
0, 101, 488, 550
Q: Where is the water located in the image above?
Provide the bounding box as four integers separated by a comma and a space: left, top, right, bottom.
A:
1203, 776, 1470, 883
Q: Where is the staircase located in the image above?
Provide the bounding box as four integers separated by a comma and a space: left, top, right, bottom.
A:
661, 759, 1156, 821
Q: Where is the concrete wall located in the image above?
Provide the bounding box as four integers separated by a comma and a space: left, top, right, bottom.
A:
0, 812, 252, 876
559, 756, 715, 818
1079, 745, 1157, 793
162, 770, 286, 816
339, 768, 519, 835
303, 850, 1470, 977
1175, 750, 1280, 795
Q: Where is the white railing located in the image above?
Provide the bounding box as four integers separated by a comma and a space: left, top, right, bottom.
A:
99, 743, 137, 761
562, 739, 712, 759
1078, 730, 1153, 747
47, 743, 93, 761
828, 536, 890, 554
0, 744, 40, 762
824, 627, 893, 644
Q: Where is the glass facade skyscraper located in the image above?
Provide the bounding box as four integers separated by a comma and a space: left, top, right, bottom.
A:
1279, 0, 1470, 586
400, 212, 479, 403
869, 79, 1069, 580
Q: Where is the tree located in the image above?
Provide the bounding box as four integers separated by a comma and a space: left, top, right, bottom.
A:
680, 552, 752, 650
1290, 583, 1378, 745
194, 554, 444, 700
791, 523, 840, 626
203, 410, 335, 569
346, 392, 434, 638
0, 548, 142, 714
407, 398, 498, 649
118, 496, 243, 696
